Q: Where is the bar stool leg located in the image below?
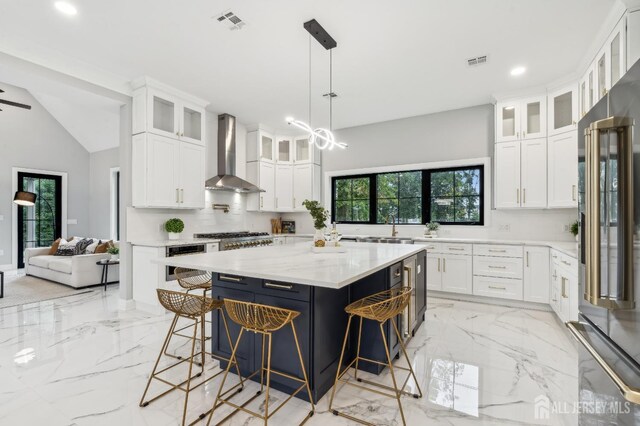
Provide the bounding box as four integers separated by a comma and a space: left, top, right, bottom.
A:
181, 318, 200, 426
390, 319, 423, 398
207, 328, 245, 426
378, 321, 406, 425
328, 314, 353, 413
263, 332, 272, 425
139, 315, 179, 407
291, 322, 315, 417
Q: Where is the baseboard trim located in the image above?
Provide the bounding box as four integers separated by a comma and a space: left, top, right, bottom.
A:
427, 290, 553, 312
118, 298, 136, 311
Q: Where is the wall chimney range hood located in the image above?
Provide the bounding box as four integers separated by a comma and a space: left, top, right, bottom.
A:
205, 114, 264, 193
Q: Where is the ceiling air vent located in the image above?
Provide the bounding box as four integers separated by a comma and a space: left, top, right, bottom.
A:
467, 55, 488, 67
215, 10, 246, 30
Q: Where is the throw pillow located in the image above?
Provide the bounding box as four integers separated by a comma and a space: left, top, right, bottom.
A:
85, 239, 100, 254
75, 238, 93, 255
55, 242, 76, 256
48, 238, 66, 255
95, 240, 113, 254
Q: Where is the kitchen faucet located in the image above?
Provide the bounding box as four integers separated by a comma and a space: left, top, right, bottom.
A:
386, 214, 398, 237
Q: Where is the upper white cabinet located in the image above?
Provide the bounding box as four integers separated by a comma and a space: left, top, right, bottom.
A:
276, 136, 293, 164
548, 84, 578, 136
520, 139, 547, 208
294, 135, 321, 164
496, 96, 546, 142
247, 130, 322, 212
132, 133, 205, 209
131, 78, 207, 209
547, 131, 578, 208
132, 78, 207, 146
247, 130, 275, 163
495, 142, 521, 208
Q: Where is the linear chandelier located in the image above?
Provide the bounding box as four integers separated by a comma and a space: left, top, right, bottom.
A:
287, 19, 347, 150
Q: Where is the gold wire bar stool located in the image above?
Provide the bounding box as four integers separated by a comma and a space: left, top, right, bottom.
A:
206, 299, 315, 426
164, 268, 213, 363
140, 289, 243, 426
328, 287, 423, 426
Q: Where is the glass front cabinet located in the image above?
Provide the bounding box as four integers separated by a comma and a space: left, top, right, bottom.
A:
496, 96, 546, 143
548, 84, 578, 136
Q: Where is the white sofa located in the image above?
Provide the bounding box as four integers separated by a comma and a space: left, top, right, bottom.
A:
25, 244, 120, 289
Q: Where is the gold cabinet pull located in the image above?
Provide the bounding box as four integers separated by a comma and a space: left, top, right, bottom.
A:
516, 188, 520, 204
488, 265, 507, 269
404, 266, 412, 289
488, 285, 506, 290
448, 247, 465, 251
523, 188, 526, 204
489, 249, 507, 253
561, 277, 567, 298
220, 275, 242, 282
442, 258, 446, 273
265, 282, 293, 290
572, 184, 577, 201
437, 258, 440, 272
260, 196, 264, 208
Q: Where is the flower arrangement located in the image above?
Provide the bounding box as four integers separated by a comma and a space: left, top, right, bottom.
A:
302, 200, 329, 246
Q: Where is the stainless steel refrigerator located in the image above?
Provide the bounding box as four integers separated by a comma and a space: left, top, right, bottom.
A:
572, 59, 640, 425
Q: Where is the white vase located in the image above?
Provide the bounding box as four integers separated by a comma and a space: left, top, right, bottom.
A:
168, 232, 181, 240
430, 231, 438, 238
110, 254, 119, 261
314, 229, 325, 242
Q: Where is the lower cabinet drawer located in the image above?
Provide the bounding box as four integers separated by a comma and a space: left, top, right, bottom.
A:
474, 244, 523, 258
473, 276, 523, 301
473, 256, 523, 279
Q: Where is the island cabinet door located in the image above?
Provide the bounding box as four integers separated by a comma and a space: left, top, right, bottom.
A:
253, 294, 312, 400
211, 286, 255, 377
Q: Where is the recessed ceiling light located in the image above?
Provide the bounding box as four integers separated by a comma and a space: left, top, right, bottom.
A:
54, 1, 77, 16
510, 66, 526, 76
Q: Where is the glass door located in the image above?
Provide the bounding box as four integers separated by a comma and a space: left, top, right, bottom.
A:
522, 97, 546, 139
17, 172, 62, 268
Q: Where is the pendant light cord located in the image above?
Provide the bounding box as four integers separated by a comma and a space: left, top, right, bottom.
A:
308, 34, 312, 126
329, 49, 333, 132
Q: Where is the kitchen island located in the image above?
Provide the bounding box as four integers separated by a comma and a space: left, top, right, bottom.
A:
155, 242, 427, 402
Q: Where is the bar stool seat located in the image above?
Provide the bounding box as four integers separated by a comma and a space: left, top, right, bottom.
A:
329, 287, 423, 426
164, 268, 214, 363
140, 289, 242, 426
207, 299, 314, 425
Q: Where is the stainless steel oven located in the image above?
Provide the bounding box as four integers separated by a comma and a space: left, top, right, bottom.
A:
165, 244, 206, 281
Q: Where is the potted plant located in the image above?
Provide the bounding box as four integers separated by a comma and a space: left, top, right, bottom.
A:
107, 246, 119, 261
426, 222, 440, 237
165, 218, 185, 240
570, 220, 579, 241
302, 200, 329, 246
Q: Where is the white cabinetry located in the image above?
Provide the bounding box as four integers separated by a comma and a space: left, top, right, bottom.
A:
472, 244, 524, 301
547, 131, 578, 208
132, 133, 205, 208
423, 243, 472, 294
132, 80, 206, 146
275, 164, 293, 211
495, 138, 546, 208
247, 129, 322, 212
496, 96, 546, 142
548, 84, 578, 136
550, 249, 578, 323
523, 246, 550, 303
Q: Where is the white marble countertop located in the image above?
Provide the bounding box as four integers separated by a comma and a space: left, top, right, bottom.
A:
411, 237, 579, 258
154, 242, 425, 289
129, 238, 221, 247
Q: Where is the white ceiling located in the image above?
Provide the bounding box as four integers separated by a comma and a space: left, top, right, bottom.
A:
0, 0, 619, 132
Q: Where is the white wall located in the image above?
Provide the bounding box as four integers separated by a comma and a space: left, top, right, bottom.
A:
313, 104, 578, 242
0, 83, 91, 266
88, 147, 119, 239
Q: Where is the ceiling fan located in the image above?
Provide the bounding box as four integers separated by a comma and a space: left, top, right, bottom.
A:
0, 88, 32, 111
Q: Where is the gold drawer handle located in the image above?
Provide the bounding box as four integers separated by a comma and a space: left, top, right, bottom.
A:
488, 265, 507, 269
448, 247, 465, 251
265, 282, 293, 290
220, 275, 242, 282
488, 249, 507, 253
488, 285, 506, 290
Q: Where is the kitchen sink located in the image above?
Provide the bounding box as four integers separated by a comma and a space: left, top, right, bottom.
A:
355, 237, 414, 244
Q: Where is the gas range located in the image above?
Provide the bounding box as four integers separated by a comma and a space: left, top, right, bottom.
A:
193, 232, 273, 251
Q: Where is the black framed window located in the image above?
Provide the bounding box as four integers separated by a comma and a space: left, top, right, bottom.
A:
331, 165, 484, 226
333, 176, 371, 223
426, 166, 483, 225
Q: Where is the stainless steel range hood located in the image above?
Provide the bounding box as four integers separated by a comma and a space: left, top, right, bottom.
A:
205, 114, 264, 193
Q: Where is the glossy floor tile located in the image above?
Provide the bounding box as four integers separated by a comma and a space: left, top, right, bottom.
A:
0, 283, 578, 425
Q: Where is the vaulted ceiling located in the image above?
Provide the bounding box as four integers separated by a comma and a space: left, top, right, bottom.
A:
0, 0, 620, 133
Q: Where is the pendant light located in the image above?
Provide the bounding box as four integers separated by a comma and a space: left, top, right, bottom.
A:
286, 19, 347, 150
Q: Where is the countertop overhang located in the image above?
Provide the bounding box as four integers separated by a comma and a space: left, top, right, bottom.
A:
154, 242, 425, 289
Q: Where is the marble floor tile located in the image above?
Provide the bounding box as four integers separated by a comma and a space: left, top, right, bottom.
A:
0, 281, 579, 425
